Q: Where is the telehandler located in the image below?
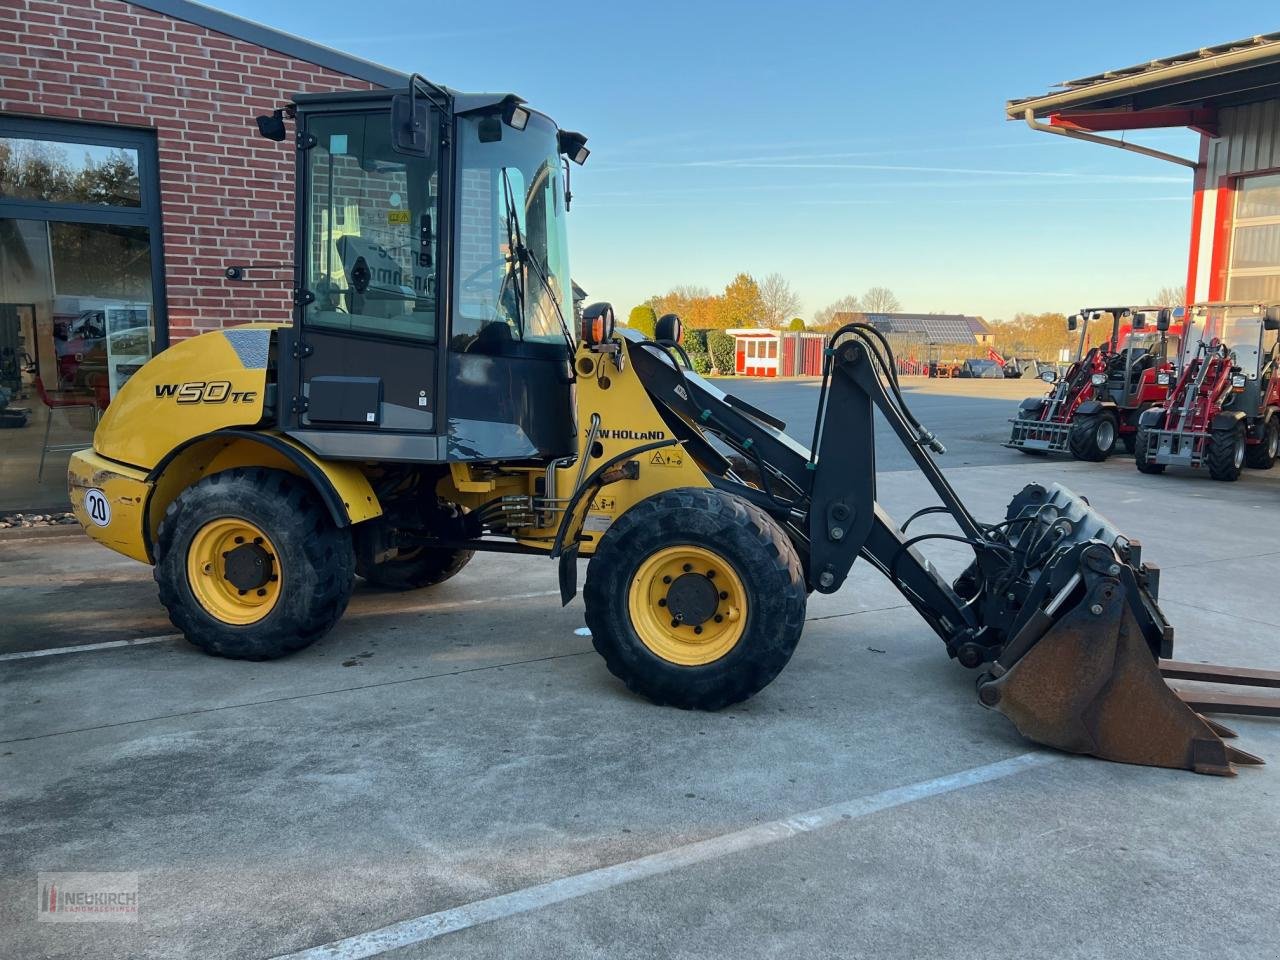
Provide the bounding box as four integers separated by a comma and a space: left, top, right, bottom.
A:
1135, 301, 1280, 480
1007, 306, 1181, 460
67, 79, 1280, 774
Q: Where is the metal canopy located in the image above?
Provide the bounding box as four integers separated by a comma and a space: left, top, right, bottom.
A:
1007, 33, 1280, 129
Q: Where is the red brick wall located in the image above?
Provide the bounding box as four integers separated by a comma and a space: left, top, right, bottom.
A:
0, 0, 380, 340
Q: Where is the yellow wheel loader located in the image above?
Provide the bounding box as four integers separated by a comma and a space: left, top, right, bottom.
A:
67, 78, 1280, 774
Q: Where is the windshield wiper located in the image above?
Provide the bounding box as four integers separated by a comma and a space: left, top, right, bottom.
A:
498, 168, 527, 339
498, 167, 577, 363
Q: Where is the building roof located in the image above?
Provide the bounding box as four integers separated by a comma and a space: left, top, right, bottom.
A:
833, 312, 991, 343
1007, 32, 1280, 126
130, 0, 409, 87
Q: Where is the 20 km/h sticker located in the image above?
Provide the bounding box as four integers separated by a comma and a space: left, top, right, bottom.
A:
83, 489, 111, 527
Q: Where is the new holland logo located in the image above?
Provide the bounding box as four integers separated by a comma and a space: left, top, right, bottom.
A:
597, 429, 665, 440
154, 381, 258, 404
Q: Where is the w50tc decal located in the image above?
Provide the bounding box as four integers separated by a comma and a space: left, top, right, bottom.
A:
154, 381, 257, 403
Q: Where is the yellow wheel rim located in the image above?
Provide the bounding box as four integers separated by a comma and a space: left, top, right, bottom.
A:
185, 518, 282, 625
627, 545, 747, 666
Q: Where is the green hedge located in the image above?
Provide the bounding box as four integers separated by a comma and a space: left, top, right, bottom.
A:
707, 330, 735, 375
627, 305, 657, 338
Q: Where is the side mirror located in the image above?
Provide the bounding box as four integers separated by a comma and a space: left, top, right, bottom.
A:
1264, 305, 1280, 331
391, 94, 430, 156
655, 313, 683, 344
1132, 312, 1147, 330
1156, 308, 1172, 332
1040, 369, 1058, 383
1067, 314, 1080, 332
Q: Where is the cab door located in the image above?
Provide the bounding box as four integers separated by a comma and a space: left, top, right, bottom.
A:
285, 105, 443, 458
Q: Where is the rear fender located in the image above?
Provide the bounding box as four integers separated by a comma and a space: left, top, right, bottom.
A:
144, 430, 381, 560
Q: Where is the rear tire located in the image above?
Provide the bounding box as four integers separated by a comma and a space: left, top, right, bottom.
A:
357, 547, 473, 590
1244, 416, 1279, 470
583, 488, 806, 710
1133, 427, 1164, 474
155, 468, 355, 660
1068, 412, 1117, 462
1206, 421, 1246, 482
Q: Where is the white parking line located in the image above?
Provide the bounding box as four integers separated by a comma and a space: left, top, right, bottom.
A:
0, 634, 181, 661
270, 752, 1060, 960
0, 590, 566, 663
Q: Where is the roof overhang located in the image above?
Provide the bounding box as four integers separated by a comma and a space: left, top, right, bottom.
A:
1007, 32, 1280, 132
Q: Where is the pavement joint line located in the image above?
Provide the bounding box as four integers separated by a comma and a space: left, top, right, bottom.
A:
0, 633, 181, 662
268, 751, 1061, 960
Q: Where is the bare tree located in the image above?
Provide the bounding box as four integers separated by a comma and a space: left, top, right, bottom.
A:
861, 286, 902, 314
1150, 284, 1187, 307
814, 294, 861, 329
758, 273, 801, 328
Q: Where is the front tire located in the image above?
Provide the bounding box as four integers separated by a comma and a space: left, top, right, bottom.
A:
1244, 416, 1279, 470
583, 488, 806, 710
1068, 412, 1117, 462
1133, 427, 1165, 474
1206, 421, 1246, 482
155, 468, 355, 659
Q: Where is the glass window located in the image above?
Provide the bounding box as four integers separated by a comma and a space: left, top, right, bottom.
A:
0, 136, 141, 206
304, 112, 439, 341
452, 111, 573, 350
1229, 173, 1280, 303
1, 218, 155, 511
1236, 172, 1280, 220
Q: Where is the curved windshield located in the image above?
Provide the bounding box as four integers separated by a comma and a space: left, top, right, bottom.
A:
452, 111, 572, 351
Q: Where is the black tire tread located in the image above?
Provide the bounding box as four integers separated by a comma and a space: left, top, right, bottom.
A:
357, 547, 473, 590
1068, 412, 1114, 462
1206, 422, 1244, 481
154, 467, 354, 660
1133, 427, 1165, 474
582, 487, 806, 710
1244, 417, 1278, 470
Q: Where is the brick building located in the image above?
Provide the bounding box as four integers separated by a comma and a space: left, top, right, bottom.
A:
0, 0, 407, 509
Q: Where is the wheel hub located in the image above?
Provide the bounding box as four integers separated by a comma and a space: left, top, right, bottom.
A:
186, 518, 282, 625
665, 572, 720, 627
223, 541, 274, 592
627, 546, 747, 665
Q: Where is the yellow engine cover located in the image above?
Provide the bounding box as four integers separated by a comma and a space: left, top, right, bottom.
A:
94, 324, 281, 469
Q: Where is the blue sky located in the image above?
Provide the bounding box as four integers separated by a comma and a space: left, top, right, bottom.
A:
223, 0, 1276, 322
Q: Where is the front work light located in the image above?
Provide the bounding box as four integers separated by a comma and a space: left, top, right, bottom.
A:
502, 97, 530, 131
558, 129, 590, 165
581, 302, 616, 347
1091, 373, 1107, 387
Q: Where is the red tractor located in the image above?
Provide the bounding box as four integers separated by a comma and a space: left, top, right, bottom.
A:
1007, 305, 1181, 461
1135, 301, 1280, 480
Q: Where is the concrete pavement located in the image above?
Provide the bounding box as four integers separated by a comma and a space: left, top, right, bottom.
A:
2, 378, 1279, 959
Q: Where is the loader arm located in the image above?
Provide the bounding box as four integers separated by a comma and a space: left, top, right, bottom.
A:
625, 325, 1278, 774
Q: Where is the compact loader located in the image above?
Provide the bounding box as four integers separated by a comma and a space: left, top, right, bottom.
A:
1007, 306, 1181, 460
67, 80, 1280, 775
1135, 301, 1280, 480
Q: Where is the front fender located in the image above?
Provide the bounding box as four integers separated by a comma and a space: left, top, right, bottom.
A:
1211, 410, 1247, 431
1075, 399, 1116, 417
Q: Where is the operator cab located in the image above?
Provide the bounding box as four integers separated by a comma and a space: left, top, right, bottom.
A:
265, 79, 587, 464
